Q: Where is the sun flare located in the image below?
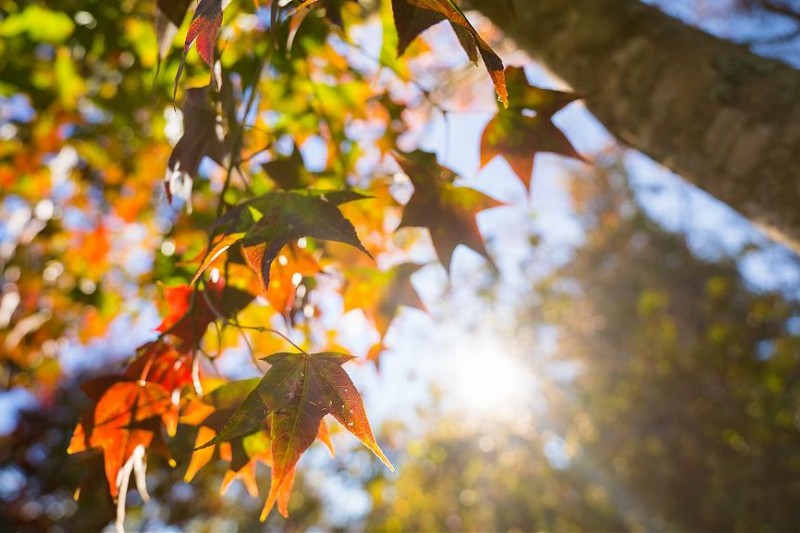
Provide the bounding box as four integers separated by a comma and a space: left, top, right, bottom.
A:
437, 329, 541, 422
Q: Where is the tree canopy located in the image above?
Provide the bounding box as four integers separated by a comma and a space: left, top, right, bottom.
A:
1, 0, 799, 530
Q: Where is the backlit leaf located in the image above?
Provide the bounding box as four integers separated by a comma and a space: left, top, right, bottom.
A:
264, 243, 321, 314
190, 233, 245, 286
175, 0, 223, 95
396, 151, 503, 270
125, 340, 195, 395
157, 280, 253, 350
166, 85, 228, 203
480, 67, 584, 189
390, 0, 507, 106
184, 426, 217, 482
503, 66, 579, 115
344, 263, 426, 365
196, 190, 371, 294
480, 112, 583, 190
203, 351, 393, 520
68, 379, 175, 498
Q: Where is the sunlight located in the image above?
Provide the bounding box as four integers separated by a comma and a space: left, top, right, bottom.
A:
437, 328, 541, 423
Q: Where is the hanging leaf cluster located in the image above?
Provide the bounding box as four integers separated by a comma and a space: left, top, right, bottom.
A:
0, 0, 581, 526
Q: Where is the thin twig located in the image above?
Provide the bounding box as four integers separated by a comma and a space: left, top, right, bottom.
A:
216, 63, 266, 219
200, 286, 308, 357
233, 322, 308, 355
337, 36, 452, 114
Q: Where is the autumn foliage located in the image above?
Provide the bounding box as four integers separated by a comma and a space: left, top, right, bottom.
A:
0, 0, 582, 527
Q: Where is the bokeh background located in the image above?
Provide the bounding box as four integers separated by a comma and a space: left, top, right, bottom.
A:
2, 0, 800, 531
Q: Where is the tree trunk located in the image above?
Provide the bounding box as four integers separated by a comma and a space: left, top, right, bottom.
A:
469, 0, 800, 253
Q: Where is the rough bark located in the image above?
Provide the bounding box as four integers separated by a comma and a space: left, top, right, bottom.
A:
469, 0, 800, 253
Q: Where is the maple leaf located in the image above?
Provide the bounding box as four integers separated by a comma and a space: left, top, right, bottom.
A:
211, 417, 333, 503
391, 0, 507, 106
395, 151, 503, 270
220, 430, 272, 497
125, 340, 195, 394
503, 66, 580, 115
262, 147, 308, 190
199, 351, 393, 520
185, 425, 218, 483
68, 378, 176, 498
344, 262, 425, 337
193, 190, 371, 294
265, 243, 321, 314
185, 0, 222, 66
480, 113, 583, 190
480, 67, 584, 189
157, 284, 212, 346
316, 417, 335, 457
193, 238, 320, 315
165, 85, 227, 204
157, 280, 253, 350
175, 0, 223, 95
182, 378, 260, 482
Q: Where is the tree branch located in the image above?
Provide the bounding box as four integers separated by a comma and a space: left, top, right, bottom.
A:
469, 0, 800, 253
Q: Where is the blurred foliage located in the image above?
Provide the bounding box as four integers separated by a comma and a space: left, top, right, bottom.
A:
0, 378, 326, 531
1, 0, 799, 530
0, 0, 517, 527
366, 164, 800, 532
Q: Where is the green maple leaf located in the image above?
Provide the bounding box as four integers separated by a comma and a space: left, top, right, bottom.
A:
481, 66, 584, 189
199, 351, 393, 520
390, 0, 507, 106
193, 189, 371, 293
395, 150, 503, 271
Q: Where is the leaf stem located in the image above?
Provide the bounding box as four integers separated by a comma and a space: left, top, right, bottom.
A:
200, 287, 308, 357
217, 65, 264, 219
231, 322, 308, 355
